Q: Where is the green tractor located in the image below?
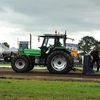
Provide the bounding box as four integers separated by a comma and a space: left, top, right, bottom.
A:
11, 31, 74, 74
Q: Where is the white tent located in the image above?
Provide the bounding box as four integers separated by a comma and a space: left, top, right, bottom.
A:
4, 47, 18, 53
0, 43, 9, 53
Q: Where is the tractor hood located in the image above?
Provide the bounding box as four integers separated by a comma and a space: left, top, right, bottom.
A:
24, 49, 41, 56
19, 49, 41, 56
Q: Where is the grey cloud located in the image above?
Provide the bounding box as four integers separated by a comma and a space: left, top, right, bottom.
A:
0, 7, 5, 12
0, 0, 100, 35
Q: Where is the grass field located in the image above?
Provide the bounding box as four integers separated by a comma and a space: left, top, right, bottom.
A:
0, 63, 11, 66
0, 64, 99, 99
0, 79, 100, 100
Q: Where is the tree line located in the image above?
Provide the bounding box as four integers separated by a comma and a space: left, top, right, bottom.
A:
2, 42, 9, 48
78, 36, 100, 55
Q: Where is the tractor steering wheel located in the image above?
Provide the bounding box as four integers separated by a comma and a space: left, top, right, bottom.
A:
48, 44, 54, 49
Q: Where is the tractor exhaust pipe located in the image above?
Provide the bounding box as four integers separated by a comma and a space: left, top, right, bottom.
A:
30, 34, 32, 49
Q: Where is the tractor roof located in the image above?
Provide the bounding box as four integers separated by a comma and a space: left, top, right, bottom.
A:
39, 34, 66, 38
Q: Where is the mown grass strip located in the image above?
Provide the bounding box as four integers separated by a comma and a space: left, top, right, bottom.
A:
0, 79, 100, 100
0, 63, 11, 66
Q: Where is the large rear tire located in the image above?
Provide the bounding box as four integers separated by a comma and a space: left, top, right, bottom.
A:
11, 55, 29, 72
47, 50, 72, 74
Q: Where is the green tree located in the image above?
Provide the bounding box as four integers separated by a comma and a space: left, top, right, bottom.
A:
78, 36, 97, 55
2, 42, 9, 48
95, 40, 100, 51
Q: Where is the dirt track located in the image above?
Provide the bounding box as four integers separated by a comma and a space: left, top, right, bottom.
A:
0, 68, 100, 82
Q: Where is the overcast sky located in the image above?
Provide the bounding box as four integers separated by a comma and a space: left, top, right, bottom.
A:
0, 0, 100, 48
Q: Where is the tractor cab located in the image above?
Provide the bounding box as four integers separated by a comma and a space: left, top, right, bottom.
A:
38, 34, 67, 58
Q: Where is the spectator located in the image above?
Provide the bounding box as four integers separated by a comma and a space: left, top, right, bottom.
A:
79, 56, 82, 67
2, 52, 7, 58
0, 53, 3, 58
76, 54, 80, 66
90, 48, 100, 72
76, 54, 80, 60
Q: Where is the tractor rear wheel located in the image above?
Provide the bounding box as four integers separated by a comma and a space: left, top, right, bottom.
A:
11, 55, 29, 72
47, 50, 72, 74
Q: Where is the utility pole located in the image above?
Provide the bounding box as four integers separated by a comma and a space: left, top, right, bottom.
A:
17, 37, 19, 49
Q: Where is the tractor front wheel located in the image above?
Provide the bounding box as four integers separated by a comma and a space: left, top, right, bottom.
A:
11, 55, 29, 72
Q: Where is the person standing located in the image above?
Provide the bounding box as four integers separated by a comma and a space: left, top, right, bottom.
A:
79, 56, 82, 67
90, 48, 100, 72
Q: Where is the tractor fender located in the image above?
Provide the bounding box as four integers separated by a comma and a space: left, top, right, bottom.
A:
53, 48, 71, 55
